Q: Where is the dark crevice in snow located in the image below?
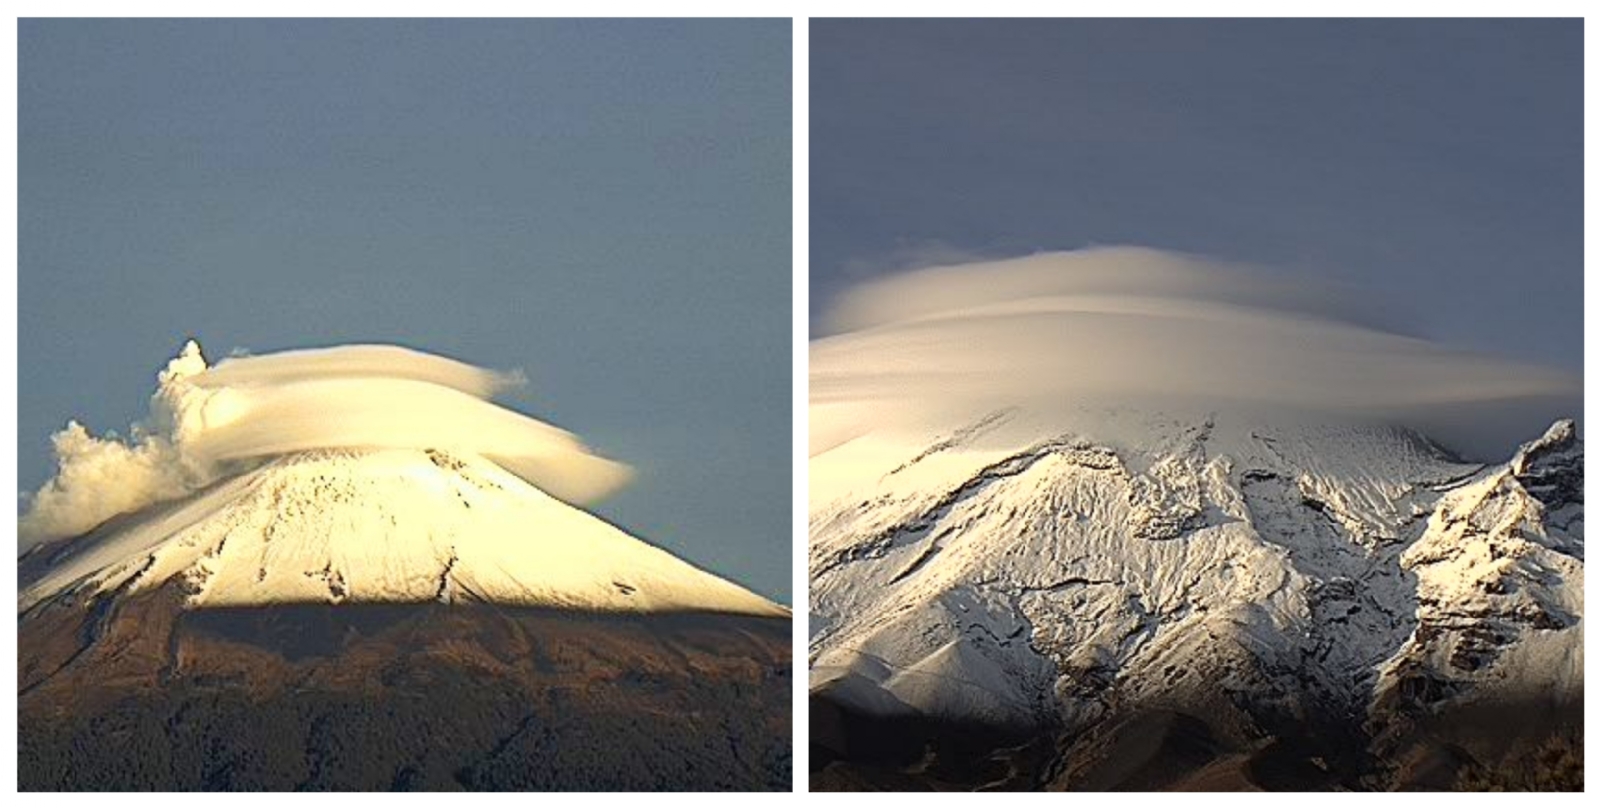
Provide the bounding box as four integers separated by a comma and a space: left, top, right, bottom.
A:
436, 550, 459, 603
303, 563, 349, 602
964, 619, 1029, 648
1012, 577, 1117, 595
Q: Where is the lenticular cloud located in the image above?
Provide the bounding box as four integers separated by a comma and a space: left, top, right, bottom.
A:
19, 341, 632, 548
812, 247, 1580, 459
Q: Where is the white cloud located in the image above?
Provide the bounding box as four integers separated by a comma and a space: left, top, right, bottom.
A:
19, 341, 631, 549
813, 246, 1579, 459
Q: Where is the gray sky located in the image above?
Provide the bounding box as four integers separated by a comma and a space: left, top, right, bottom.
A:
19, 19, 792, 602
811, 19, 1582, 375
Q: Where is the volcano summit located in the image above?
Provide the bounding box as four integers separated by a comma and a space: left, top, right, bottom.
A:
18, 341, 790, 791
808, 249, 1582, 791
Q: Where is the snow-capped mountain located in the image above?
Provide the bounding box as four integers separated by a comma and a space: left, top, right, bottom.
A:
18, 342, 791, 791
808, 407, 1582, 789
807, 249, 1581, 790
20, 447, 785, 617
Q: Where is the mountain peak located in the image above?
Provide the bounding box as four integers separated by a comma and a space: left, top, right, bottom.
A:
22, 447, 785, 618
1511, 418, 1579, 475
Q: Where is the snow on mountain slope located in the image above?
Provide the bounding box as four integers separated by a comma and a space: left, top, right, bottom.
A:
810, 405, 1581, 749
1367, 421, 1583, 760
806, 252, 1580, 787
21, 447, 786, 617
808, 250, 1582, 768
19, 340, 784, 619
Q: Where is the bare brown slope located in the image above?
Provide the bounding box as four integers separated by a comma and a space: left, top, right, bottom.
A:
19, 584, 791, 791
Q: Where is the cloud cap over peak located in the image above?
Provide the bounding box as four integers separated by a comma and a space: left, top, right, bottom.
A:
813, 247, 1579, 459
20, 341, 631, 549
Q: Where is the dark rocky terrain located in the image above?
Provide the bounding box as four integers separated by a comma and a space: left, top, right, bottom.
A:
19, 584, 791, 791
809, 692, 1582, 791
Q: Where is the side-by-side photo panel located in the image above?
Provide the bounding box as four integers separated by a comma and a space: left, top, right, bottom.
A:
18, 18, 792, 791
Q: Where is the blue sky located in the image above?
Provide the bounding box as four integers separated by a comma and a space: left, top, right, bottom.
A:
19, 19, 793, 601
811, 19, 1582, 375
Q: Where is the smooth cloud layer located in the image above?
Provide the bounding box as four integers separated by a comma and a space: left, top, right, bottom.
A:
813, 247, 1579, 459
19, 342, 632, 548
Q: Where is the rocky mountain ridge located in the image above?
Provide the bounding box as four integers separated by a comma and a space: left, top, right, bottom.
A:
808, 410, 1582, 789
